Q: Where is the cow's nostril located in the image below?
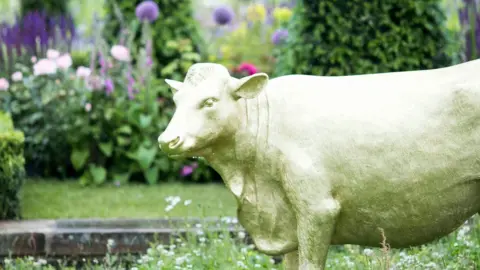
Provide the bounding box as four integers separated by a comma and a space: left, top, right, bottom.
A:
168, 136, 181, 148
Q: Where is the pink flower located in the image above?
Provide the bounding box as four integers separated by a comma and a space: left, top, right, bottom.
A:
110, 45, 131, 62
0, 78, 9, 91
180, 162, 198, 177
56, 54, 73, 70
76, 66, 91, 78
46, 49, 60, 59
237, 62, 258, 75
11, 72, 23, 82
85, 103, 92, 112
33, 59, 57, 76
31, 56, 37, 63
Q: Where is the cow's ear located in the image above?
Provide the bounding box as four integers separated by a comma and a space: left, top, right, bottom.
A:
230, 73, 269, 100
165, 79, 183, 94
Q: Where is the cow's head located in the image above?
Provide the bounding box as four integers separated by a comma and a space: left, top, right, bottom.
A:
158, 63, 269, 158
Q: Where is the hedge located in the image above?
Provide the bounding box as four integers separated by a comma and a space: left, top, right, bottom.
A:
273, 0, 452, 77
0, 112, 26, 220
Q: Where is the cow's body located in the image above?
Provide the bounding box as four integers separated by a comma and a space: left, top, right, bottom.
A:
159, 60, 480, 269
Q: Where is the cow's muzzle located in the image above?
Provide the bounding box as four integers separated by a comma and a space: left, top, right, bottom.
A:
158, 134, 183, 154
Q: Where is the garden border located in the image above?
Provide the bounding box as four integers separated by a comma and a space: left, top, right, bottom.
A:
0, 217, 251, 258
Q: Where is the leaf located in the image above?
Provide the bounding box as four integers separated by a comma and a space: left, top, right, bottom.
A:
116, 125, 132, 135
144, 167, 159, 185
139, 114, 153, 128
79, 172, 91, 186
116, 136, 131, 146
136, 145, 158, 170
99, 141, 113, 157
113, 172, 131, 184
71, 147, 90, 170
89, 165, 107, 185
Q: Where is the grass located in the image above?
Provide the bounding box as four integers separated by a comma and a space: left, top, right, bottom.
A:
19, 179, 237, 219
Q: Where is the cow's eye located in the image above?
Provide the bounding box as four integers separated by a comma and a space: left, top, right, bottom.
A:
201, 98, 217, 108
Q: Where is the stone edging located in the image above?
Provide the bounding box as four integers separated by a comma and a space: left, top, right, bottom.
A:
0, 217, 246, 257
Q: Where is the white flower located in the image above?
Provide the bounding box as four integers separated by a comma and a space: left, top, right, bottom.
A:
184, 199, 192, 206
37, 258, 47, 265
237, 231, 246, 239
11, 71, 23, 82
47, 49, 60, 59
3, 258, 11, 264
31, 56, 37, 63
254, 264, 261, 268
33, 58, 57, 76
0, 78, 9, 91
76, 66, 91, 78
56, 54, 73, 70
199, 237, 206, 243
110, 45, 131, 62
165, 205, 174, 212
363, 248, 374, 256
85, 103, 92, 112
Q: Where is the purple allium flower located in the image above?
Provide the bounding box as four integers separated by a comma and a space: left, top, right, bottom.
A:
271, 28, 289, 45
136, 1, 160, 22
180, 162, 198, 177
213, 6, 234, 25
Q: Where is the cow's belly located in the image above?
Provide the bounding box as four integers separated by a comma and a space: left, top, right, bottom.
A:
237, 181, 298, 255
331, 175, 480, 248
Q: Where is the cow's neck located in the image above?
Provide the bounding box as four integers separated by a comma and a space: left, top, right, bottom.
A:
203, 97, 272, 198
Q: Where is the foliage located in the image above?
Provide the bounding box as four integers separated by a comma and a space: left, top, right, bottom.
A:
20, 0, 70, 18
1, 8, 218, 185
3, 216, 480, 269
273, 0, 453, 77
0, 111, 26, 220
0, 11, 76, 77
204, 2, 294, 75
102, 0, 206, 80
1, 62, 82, 177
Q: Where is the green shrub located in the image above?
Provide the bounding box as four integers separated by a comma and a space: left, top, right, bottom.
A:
71, 50, 91, 69
103, 0, 206, 80
0, 111, 26, 220
273, 0, 453, 77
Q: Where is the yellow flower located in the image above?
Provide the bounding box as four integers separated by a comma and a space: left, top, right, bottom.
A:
273, 7, 293, 23
246, 4, 266, 22
231, 22, 248, 38
220, 45, 232, 59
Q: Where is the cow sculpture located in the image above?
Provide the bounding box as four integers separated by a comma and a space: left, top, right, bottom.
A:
158, 61, 480, 270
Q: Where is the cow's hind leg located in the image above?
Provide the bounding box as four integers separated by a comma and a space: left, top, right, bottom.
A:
283, 250, 299, 270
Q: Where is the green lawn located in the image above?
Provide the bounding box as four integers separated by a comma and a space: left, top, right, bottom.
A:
20, 179, 237, 219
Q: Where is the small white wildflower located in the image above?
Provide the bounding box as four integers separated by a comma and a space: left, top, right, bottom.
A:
269, 258, 275, 264
254, 263, 261, 268
176, 238, 182, 243
165, 205, 174, 212
176, 257, 185, 265
238, 231, 246, 239
363, 248, 374, 256
249, 244, 256, 249
4, 258, 11, 264
147, 248, 155, 256
170, 244, 176, 250
107, 239, 115, 247
37, 258, 47, 265
241, 247, 248, 253
237, 261, 247, 269
27, 256, 34, 261
199, 237, 206, 243
424, 262, 438, 269
195, 223, 202, 228
181, 243, 187, 247
184, 199, 192, 206
93, 258, 99, 264
131, 267, 139, 270
33, 262, 41, 267
196, 230, 204, 235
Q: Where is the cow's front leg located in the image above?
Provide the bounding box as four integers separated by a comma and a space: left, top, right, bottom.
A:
283, 250, 299, 270
282, 155, 340, 270
296, 199, 339, 270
